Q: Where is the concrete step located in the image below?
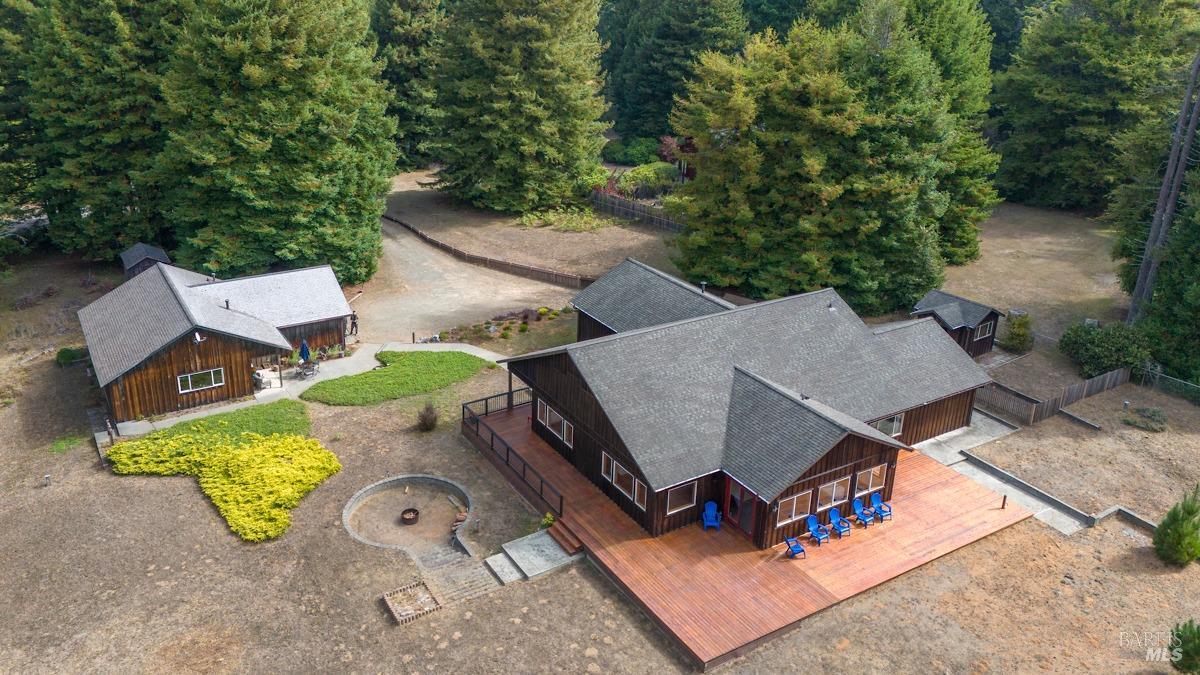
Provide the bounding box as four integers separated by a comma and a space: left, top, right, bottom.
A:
501, 529, 582, 580
414, 545, 468, 571
426, 558, 500, 604
484, 552, 525, 585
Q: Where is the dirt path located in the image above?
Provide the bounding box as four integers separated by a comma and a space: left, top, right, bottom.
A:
350, 220, 574, 343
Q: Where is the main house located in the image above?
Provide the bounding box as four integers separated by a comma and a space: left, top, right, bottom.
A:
497, 259, 991, 549
79, 253, 351, 422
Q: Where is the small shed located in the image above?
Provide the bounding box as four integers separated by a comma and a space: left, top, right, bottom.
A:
119, 243, 171, 279
912, 289, 1003, 357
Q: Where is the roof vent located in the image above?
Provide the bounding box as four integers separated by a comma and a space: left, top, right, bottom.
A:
224, 299, 230, 309
828, 300, 836, 311
699, 281, 707, 294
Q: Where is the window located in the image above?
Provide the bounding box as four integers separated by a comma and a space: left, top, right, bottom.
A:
177, 367, 224, 394
816, 476, 851, 511
601, 452, 613, 481
872, 412, 904, 437
635, 481, 647, 511
536, 399, 574, 448
666, 482, 697, 515
614, 463, 636, 499
974, 321, 994, 340
777, 490, 812, 527
855, 464, 888, 497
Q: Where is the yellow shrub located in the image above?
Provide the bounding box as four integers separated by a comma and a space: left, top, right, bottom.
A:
107, 430, 340, 542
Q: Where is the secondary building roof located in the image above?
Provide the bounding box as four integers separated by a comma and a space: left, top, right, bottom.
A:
79, 263, 351, 387
571, 258, 734, 332
506, 287, 990, 492
118, 242, 171, 270
912, 289, 1001, 329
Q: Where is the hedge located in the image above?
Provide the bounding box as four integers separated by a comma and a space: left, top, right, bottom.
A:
301, 350, 488, 406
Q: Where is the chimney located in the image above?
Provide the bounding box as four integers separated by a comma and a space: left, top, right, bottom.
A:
224, 299, 230, 309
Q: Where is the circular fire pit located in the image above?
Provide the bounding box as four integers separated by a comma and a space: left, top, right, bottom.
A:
342, 475, 477, 555
400, 508, 420, 525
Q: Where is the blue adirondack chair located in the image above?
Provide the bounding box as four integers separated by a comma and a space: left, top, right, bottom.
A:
784, 535, 806, 559
701, 501, 721, 531
806, 515, 830, 545
828, 507, 852, 538
852, 497, 875, 528
870, 492, 893, 521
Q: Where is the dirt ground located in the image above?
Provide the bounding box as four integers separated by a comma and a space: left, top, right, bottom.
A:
385, 171, 678, 277
975, 384, 1200, 521
944, 203, 1127, 338
988, 340, 1086, 400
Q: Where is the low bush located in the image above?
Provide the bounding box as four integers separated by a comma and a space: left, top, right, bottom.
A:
416, 402, 438, 431
55, 346, 86, 366
1059, 322, 1150, 378
601, 136, 660, 166
518, 322, 529, 333
539, 512, 555, 529
1173, 619, 1200, 673
107, 402, 337, 541
1154, 484, 1200, 567
616, 161, 679, 199
998, 313, 1033, 353
518, 205, 612, 232
1123, 406, 1167, 432
301, 351, 486, 406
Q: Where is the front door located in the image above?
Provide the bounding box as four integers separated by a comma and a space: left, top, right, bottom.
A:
725, 478, 756, 537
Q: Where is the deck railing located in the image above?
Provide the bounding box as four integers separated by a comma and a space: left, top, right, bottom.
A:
461, 388, 563, 515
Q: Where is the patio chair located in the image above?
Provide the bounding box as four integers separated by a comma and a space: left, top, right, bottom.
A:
851, 498, 875, 528
701, 501, 721, 531
870, 492, 893, 522
806, 515, 830, 545
784, 535, 806, 559
828, 507, 851, 538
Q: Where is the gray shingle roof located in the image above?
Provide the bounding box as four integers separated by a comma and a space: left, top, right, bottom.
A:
723, 369, 908, 499
118, 242, 171, 269
912, 289, 1001, 329
571, 258, 734, 332
509, 287, 990, 491
79, 263, 348, 387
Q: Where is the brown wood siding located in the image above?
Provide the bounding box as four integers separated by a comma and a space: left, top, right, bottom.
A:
880, 388, 977, 446
105, 331, 281, 422
280, 317, 347, 351
576, 310, 615, 341
511, 354, 655, 533
653, 472, 723, 536
920, 311, 1000, 358
754, 435, 900, 548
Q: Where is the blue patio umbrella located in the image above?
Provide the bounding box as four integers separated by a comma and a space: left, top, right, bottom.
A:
299, 339, 310, 363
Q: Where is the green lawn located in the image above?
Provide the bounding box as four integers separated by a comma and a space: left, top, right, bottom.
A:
106, 399, 336, 542
300, 351, 489, 406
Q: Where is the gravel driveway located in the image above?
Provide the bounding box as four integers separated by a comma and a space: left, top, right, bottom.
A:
351, 220, 574, 344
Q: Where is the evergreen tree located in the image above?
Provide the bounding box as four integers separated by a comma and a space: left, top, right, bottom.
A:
611, 0, 748, 137
372, 0, 444, 169
669, 4, 951, 313
599, 0, 640, 92
23, 0, 184, 259
980, 0, 1033, 70
994, 0, 1200, 211
0, 0, 38, 220
1153, 484, 1200, 566
159, 0, 395, 285
435, 0, 608, 212
744, 0, 807, 34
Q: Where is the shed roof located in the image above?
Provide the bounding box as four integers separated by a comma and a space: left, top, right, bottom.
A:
79, 263, 349, 387
570, 258, 734, 332
507, 287, 990, 491
912, 289, 1001, 329
118, 242, 171, 270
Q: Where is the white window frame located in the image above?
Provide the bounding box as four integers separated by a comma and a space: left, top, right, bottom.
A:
776, 490, 812, 528
601, 452, 613, 481
613, 463, 637, 500
873, 412, 904, 437
974, 320, 994, 341
177, 367, 225, 394
816, 476, 851, 512
665, 481, 697, 515
536, 399, 574, 448
635, 480, 647, 511
855, 464, 888, 498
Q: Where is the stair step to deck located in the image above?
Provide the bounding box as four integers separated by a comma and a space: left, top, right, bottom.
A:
547, 520, 583, 555
484, 552, 525, 585
501, 529, 582, 580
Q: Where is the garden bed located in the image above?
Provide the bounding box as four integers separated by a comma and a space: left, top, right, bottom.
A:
301, 351, 490, 406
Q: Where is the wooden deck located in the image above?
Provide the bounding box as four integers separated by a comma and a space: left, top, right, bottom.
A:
469, 404, 1031, 670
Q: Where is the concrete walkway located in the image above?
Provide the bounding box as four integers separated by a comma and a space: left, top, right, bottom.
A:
915, 410, 1087, 535
112, 342, 509, 438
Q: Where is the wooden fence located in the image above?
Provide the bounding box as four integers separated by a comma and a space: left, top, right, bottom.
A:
591, 191, 686, 233
976, 367, 1131, 426
382, 214, 596, 289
